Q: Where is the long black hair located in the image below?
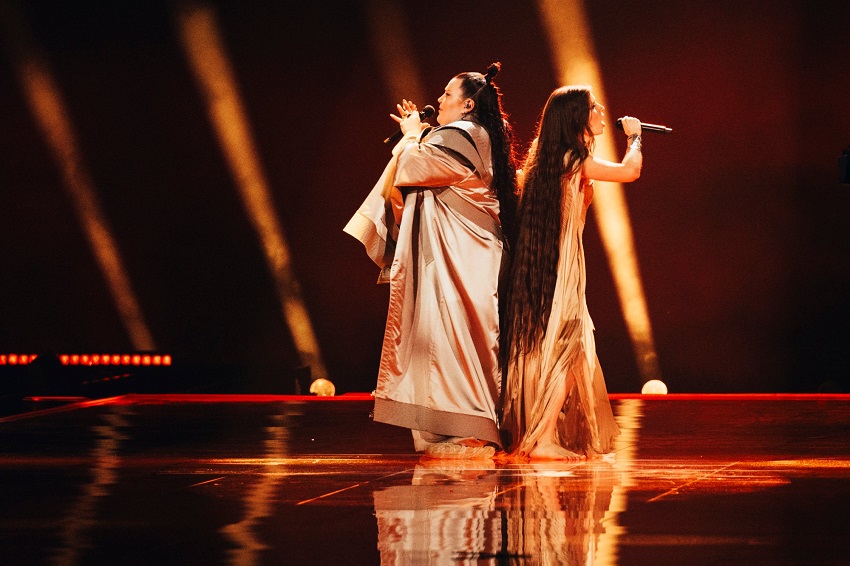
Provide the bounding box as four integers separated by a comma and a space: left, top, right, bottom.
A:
505, 85, 595, 358
454, 62, 518, 248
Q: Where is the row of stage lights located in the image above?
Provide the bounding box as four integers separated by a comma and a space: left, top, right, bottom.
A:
0, 354, 172, 366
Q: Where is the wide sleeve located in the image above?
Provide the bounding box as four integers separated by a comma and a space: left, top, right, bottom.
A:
394, 123, 491, 188
343, 152, 405, 270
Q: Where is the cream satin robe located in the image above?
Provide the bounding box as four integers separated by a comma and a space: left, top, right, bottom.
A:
345, 120, 505, 448
502, 170, 620, 457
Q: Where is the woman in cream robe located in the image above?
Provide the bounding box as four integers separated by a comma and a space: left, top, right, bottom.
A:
346, 64, 518, 454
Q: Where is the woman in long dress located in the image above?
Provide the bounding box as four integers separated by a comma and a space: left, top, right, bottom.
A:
502, 85, 643, 460
345, 63, 517, 457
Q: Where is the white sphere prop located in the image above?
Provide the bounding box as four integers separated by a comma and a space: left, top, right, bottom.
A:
310, 378, 336, 396
641, 379, 668, 395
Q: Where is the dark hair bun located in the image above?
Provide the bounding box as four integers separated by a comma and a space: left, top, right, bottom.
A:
485, 62, 501, 84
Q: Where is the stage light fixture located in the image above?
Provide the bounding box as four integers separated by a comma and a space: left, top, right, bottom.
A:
9, 353, 176, 367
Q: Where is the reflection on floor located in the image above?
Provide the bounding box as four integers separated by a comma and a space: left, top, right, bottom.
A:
1, 393, 849, 565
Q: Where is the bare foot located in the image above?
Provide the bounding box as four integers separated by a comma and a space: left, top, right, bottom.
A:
528, 441, 585, 461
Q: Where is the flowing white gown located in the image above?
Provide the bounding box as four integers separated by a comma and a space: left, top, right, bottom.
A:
502, 169, 620, 457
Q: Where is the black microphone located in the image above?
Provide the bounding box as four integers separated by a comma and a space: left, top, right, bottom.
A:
616, 118, 672, 134
384, 105, 436, 144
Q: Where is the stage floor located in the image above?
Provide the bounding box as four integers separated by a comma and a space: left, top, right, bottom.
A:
1, 393, 849, 565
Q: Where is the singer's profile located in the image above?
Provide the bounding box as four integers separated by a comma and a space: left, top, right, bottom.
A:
344, 63, 518, 459
502, 85, 646, 461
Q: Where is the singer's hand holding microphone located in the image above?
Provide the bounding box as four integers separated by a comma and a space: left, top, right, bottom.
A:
385, 99, 435, 145
615, 117, 672, 134
614, 116, 671, 154
617, 116, 642, 137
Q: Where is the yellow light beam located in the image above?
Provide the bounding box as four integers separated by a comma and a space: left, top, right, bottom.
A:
175, 4, 329, 381
537, 0, 661, 384
364, 0, 427, 106
0, 3, 156, 351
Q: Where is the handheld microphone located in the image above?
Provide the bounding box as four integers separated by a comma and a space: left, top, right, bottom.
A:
384, 105, 436, 144
616, 118, 672, 134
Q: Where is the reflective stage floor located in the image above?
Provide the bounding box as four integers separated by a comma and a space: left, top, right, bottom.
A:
1, 393, 849, 565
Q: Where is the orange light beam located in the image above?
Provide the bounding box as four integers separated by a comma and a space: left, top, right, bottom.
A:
176, 4, 329, 381
0, 3, 155, 351
537, 0, 662, 384
364, 0, 427, 106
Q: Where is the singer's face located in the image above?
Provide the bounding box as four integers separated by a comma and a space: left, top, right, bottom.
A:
437, 78, 469, 125
589, 96, 606, 136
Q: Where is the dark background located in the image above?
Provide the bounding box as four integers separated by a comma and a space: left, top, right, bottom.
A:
0, 0, 848, 395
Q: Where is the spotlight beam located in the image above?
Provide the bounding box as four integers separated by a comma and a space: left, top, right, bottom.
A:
0, 3, 155, 351
537, 0, 662, 384
364, 0, 427, 106
176, 4, 329, 382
